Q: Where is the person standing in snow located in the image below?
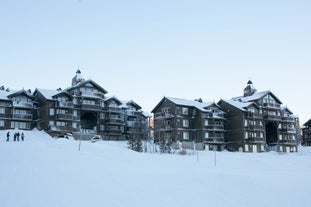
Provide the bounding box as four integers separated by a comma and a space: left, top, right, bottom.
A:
13, 133, 16, 141
6, 132, 10, 142
21, 132, 24, 141
16, 132, 20, 142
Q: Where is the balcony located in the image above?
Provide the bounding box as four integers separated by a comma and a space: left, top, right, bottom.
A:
204, 125, 224, 131
282, 116, 296, 122
246, 112, 263, 119
264, 114, 281, 121
12, 101, 33, 108
57, 102, 74, 108
81, 103, 101, 111
127, 110, 141, 117
263, 102, 281, 109
106, 127, 123, 134
80, 91, 104, 99
127, 121, 140, 127
12, 113, 33, 120
279, 139, 297, 145
56, 114, 73, 120
247, 137, 265, 144
104, 107, 122, 113
245, 125, 264, 131
206, 113, 225, 119
280, 128, 296, 133
106, 118, 123, 125
154, 112, 174, 119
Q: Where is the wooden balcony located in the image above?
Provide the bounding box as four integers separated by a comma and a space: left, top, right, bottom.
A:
50, 125, 71, 131
279, 128, 296, 133
56, 114, 73, 120
127, 110, 141, 117
204, 125, 224, 131
154, 112, 174, 119
12, 101, 33, 108
80, 91, 105, 99
281, 116, 296, 122
12, 113, 33, 120
263, 102, 281, 109
279, 139, 297, 145
246, 112, 263, 119
247, 137, 265, 144
104, 107, 122, 113
204, 137, 225, 144
81, 103, 101, 111
264, 114, 281, 121
106, 118, 124, 125
57, 102, 74, 108
245, 125, 264, 131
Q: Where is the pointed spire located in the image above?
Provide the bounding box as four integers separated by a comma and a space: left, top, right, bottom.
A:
243, 80, 257, 97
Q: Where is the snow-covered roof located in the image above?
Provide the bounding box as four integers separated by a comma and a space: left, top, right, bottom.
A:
221, 99, 254, 112
0, 90, 15, 100
233, 90, 282, 104
142, 111, 152, 118
36, 89, 59, 100
165, 97, 215, 112
66, 79, 108, 94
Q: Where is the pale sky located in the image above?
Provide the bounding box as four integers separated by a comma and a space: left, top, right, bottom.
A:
0, 0, 310, 124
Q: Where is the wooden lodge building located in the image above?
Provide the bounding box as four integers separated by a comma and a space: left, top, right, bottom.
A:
1, 70, 150, 140
218, 81, 298, 152
302, 119, 311, 146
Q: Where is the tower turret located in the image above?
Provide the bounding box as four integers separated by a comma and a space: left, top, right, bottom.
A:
72, 69, 85, 86
243, 80, 257, 97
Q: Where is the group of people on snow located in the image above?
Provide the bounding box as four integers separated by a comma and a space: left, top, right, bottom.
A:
6, 131, 25, 142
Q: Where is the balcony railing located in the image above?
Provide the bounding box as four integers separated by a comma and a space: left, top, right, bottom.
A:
12, 101, 33, 108
81, 103, 101, 110
154, 112, 174, 119
246, 112, 263, 119
264, 114, 281, 121
80, 91, 104, 99
104, 107, 122, 113
12, 113, 33, 120
247, 137, 265, 143
245, 125, 264, 131
205, 113, 225, 119
204, 125, 224, 130
127, 111, 141, 116
280, 128, 296, 133
279, 139, 297, 145
106, 118, 123, 124
281, 116, 296, 122
263, 102, 281, 108
56, 114, 73, 120
57, 102, 74, 108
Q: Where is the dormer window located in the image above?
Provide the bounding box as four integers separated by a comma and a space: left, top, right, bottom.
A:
182, 107, 189, 115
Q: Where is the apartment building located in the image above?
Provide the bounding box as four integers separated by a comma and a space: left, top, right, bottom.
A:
152, 97, 226, 151
218, 81, 298, 152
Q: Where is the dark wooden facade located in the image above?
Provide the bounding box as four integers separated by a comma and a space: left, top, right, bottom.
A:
152, 97, 226, 151
218, 81, 298, 152
33, 70, 149, 140
302, 119, 311, 146
0, 89, 38, 130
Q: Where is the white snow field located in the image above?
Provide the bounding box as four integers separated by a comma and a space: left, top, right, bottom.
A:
1, 129, 310, 207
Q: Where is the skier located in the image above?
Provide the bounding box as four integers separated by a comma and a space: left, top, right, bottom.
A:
6, 131, 10, 142
21, 132, 24, 141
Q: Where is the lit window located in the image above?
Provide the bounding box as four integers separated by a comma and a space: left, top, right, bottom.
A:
182, 107, 189, 115
183, 132, 189, 140
183, 119, 189, 127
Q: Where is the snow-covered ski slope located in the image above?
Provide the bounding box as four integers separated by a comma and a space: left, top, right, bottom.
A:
1, 129, 310, 207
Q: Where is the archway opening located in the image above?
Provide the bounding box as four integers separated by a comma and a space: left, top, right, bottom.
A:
266, 122, 278, 145
80, 112, 97, 130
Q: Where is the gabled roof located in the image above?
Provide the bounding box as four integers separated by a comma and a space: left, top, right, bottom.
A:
126, 100, 142, 110
220, 99, 257, 112
233, 90, 283, 104
105, 96, 122, 105
66, 79, 108, 94
281, 106, 293, 114
35, 88, 59, 100
151, 96, 216, 113
7, 89, 34, 99
303, 119, 311, 127
0, 89, 15, 100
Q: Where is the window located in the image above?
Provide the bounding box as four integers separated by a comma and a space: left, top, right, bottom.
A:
205, 132, 209, 138
245, 132, 248, 139
183, 119, 189, 127
56, 121, 66, 126
204, 120, 209, 126
182, 107, 189, 115
245, 144, 249, 152
0, 108, 5, 114
244, 120, 248, 127
49, 108, 55, 116
49, 121, 54, 126
183, 132, 189, 140
72, 123, 77, 128
0, 120, 4, 126
11, 122, 30, 129
73, 110, 78, 117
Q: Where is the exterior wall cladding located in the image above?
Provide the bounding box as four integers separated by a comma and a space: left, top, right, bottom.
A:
152, 81, 299, 152
302, 119, 311, 146
0, 71, 150, 141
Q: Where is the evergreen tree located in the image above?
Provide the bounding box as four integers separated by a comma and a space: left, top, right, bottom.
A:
134, 137, 143, 152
